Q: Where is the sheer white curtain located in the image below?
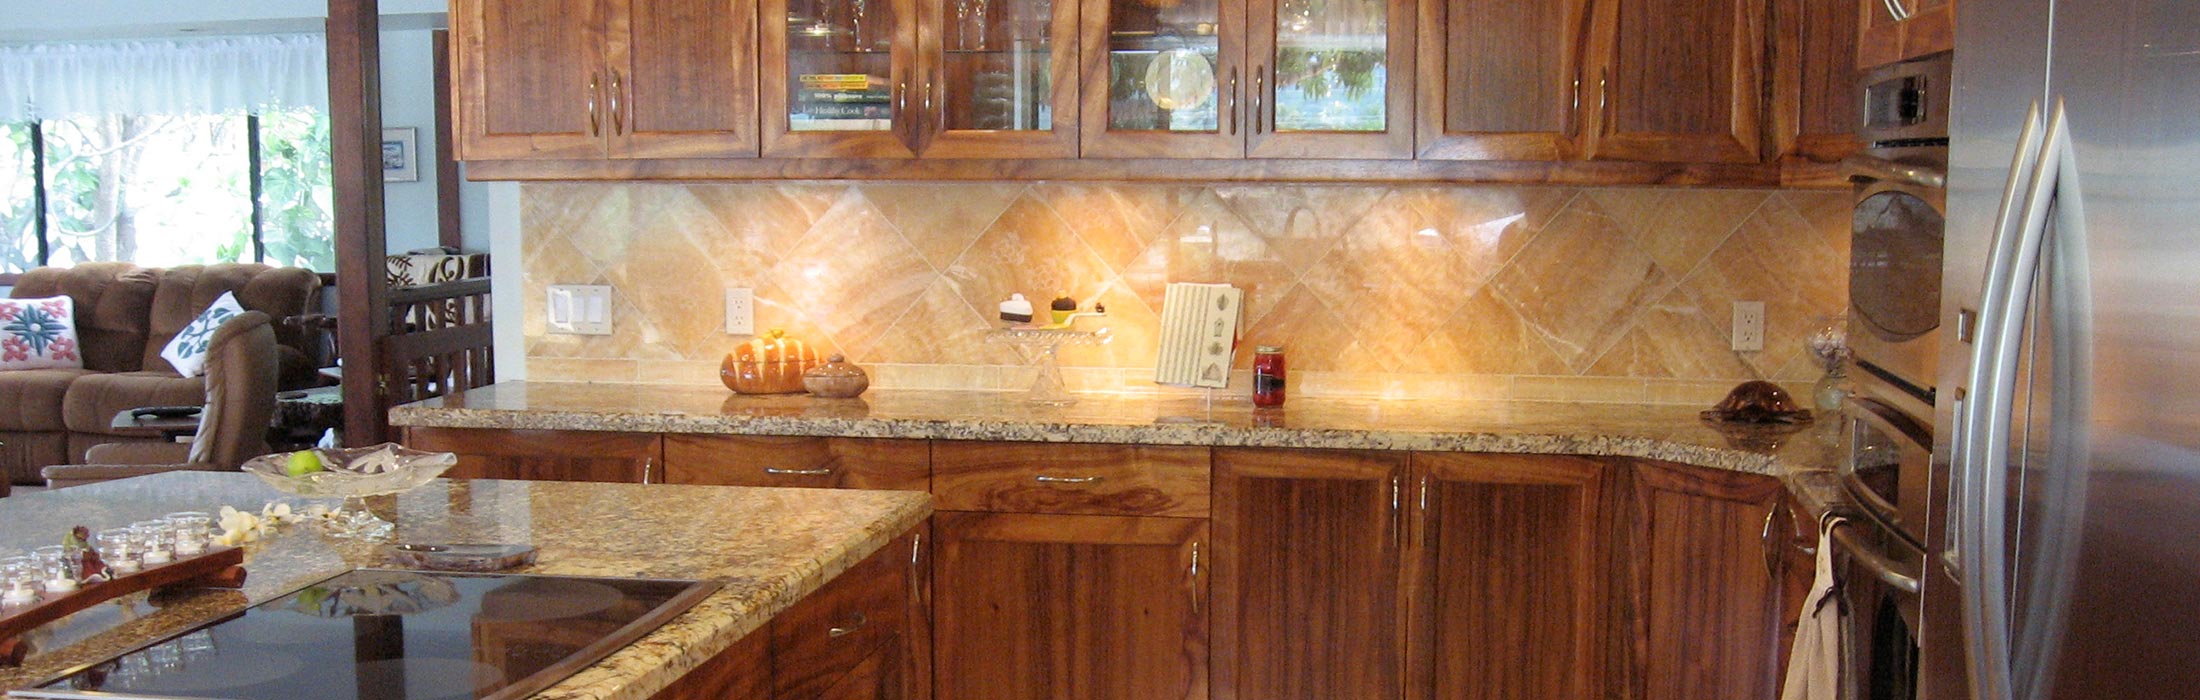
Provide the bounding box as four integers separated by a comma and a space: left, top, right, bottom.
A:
0, 33, 327, 121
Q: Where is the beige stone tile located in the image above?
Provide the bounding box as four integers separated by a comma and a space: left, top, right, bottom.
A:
747, 278, 850, 360
1395, 185, 1574, 285
863, 277, 1014, 365
686, 183, 847, 264
608, 200, 741, 361
1295, 191, 1466, 365
636, 360, 725, 386
1118, 190, 1296, 332
519, 233, 600, 341
1058, 281, 1160, 369
1511, 375, 1649, 403
1681, 195, 1847, 377
939, 194, 1118, 325
1213, 185, 1386, 271
1487, 197, 1675, 374
518, 184, 627, 264
765, 192, 935, 362
528, 358, 640, 384
869, 364, 1005, 391
1582, 285, 1755, 379
601, 290, 686, 361
1399, 287, 1571, 376
861, 183, 1025, 271
1033, 183, 1200, 271
1646, 379, 1757, 406
1234, 283, 1371, 373
1590, 188, 1769, 277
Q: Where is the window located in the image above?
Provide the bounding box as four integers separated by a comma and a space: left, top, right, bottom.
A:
1, 34, 334, 273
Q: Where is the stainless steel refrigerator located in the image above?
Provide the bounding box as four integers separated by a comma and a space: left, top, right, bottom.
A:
1926, 0, 2200, 698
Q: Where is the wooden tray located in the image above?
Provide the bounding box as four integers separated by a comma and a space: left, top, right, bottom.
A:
0, 546, 247, 667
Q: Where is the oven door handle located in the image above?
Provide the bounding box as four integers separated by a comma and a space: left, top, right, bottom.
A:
1829, 519, 1922, 594
1844, 153, 1947, 189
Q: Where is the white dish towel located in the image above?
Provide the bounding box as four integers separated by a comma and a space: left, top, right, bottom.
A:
1782, 515, 1849, 700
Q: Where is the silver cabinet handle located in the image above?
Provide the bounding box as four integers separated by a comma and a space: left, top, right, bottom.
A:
1843, 153, 1947, 189
1226, 67, 1239, 136
1827, 519, 1921, 594
1187, 541, 1202, 614
1253, 66, 1266, 135
609, 70, 625, 135
1034, 475, 1102, 484
640, 456, 654, 484
587, 72, 601, 137
765, 467, 837, 476
1881, 0, 1912, 21
828, 611, 868, 638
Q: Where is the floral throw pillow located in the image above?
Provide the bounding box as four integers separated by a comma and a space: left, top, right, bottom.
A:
0, 296, 83, 370
162, 292, 247, 377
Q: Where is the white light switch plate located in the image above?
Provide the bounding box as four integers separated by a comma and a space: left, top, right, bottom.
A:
548, 285, 613, 335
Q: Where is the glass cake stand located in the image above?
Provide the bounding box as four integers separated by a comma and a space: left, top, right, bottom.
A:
986, 327, 1111, 406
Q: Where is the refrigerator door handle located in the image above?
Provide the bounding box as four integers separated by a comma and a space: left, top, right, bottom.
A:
1957, 100, 2048, 700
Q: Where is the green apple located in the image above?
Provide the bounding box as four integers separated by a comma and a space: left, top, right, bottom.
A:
285, 450, 324, 477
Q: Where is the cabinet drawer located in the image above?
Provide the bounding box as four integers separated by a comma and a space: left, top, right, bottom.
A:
931, 442, 1210, 517
772, 535, 913, 700
662, 435, 929, 491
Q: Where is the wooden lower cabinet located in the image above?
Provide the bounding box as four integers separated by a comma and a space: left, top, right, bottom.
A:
932, 511, 1208, 700
1405, 453, 1614, 700
773, 531, 928, 700
402, 427, 661, 483
663, 434, 931, 491
1212, 448, 1406, 700
1619, 459, 1790, 700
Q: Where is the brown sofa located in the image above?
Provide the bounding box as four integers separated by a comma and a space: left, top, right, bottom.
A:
0, 263, 321, 486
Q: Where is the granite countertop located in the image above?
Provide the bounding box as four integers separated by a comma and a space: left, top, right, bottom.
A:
0, 472, 933, 700
389, 381, 1846, 477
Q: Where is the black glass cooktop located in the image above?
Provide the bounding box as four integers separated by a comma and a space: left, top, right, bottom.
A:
10, 569, 718, 700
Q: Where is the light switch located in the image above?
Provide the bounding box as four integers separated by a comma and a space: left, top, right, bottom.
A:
547, 285, 613, 335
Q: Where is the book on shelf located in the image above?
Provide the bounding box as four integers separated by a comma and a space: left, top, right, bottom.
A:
798, 88, 893, 103
801, 102, 894, 119
788, 116, 894, 132
797, 73, 882, 90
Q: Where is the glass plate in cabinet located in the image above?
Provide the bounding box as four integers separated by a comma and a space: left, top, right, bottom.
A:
1078, 0, 1246, 159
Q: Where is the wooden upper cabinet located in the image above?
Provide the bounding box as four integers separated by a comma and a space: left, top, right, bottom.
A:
606, 0, 762, 158
1212, 448, 1405, 700
1404, 453, 1612, 700
1619, 459, 1788, 700
402, 427, 661, 483
452, 0, 607, 159
1415, 0, 1588, 160
452, 0, 759, 160
1079, 0, 1247, 158
913, 0, 1083, 157
1857, 0, 1952, 69
1243, 0, 1415, 158
1584, 0, 1766, 163
762, 0, 923, 157
1772, 0, 1861, 165
933, 512, 1208, 700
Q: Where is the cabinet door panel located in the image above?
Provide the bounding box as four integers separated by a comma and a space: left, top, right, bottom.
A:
916, 0, 1082, 157
1079, 0, 1247, 158
1212, 448, 1403, 700
932, 442, 1209, 517
933, 512, 1208, 700
762, 0, 923, 156
1406, 453, 1611, 700
1772, 0, 1860, 164
1590, 0, 1764, 163
1623, 459, 1786, 700
607, 0, 760, 158
451, 0, 608, 159
1416, 0, 1587, 160
402, 427, 657, 483
1244, 0, 1415, 158
662, 435, 930, 490
774, 533, 918, 700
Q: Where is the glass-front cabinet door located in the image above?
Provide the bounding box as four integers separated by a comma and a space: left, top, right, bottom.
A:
762, 0, 922, 157
1078, 0, 1247, 158
916, 0, 1081, 157
1245, 0, 1412, 158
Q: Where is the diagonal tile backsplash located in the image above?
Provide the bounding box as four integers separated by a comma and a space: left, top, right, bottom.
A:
520, 182, 1850, 404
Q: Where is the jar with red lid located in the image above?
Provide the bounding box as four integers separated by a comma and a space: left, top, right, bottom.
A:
1252, 345, 1286, 407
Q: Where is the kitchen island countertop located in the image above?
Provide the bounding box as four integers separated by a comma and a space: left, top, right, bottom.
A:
0, 472, 932, 700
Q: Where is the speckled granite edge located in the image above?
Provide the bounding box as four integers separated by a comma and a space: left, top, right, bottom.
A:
390, 405, 1795, 477
535, 499, 932, 700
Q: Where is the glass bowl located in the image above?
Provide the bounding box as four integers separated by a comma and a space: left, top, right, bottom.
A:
242, 443, 457, 499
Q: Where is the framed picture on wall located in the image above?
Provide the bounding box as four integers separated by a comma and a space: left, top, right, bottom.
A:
382, 127, 419, 182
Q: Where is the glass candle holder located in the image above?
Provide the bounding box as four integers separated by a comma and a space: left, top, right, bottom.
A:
132, 520, 175, 565
165, 512, 213, 556
96, 527, 142, 574
32, 545, 76, 593
1, 556, 39, 605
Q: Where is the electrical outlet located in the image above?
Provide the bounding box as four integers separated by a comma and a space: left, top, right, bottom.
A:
725, 288, 755, 335
1732, 301, 1766, 351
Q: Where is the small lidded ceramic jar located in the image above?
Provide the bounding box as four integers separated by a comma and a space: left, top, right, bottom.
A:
721, 329, 821, 394
803, 354, 871, 399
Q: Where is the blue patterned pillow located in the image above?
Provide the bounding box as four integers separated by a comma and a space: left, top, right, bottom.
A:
0, 295, 83, 371
161, 292, 246, 377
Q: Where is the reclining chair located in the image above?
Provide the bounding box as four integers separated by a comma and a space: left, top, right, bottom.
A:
41, 311, 279, 489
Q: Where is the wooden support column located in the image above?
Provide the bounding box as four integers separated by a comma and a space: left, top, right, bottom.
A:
329, 0, 389, 446
433, 29, 463, 250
